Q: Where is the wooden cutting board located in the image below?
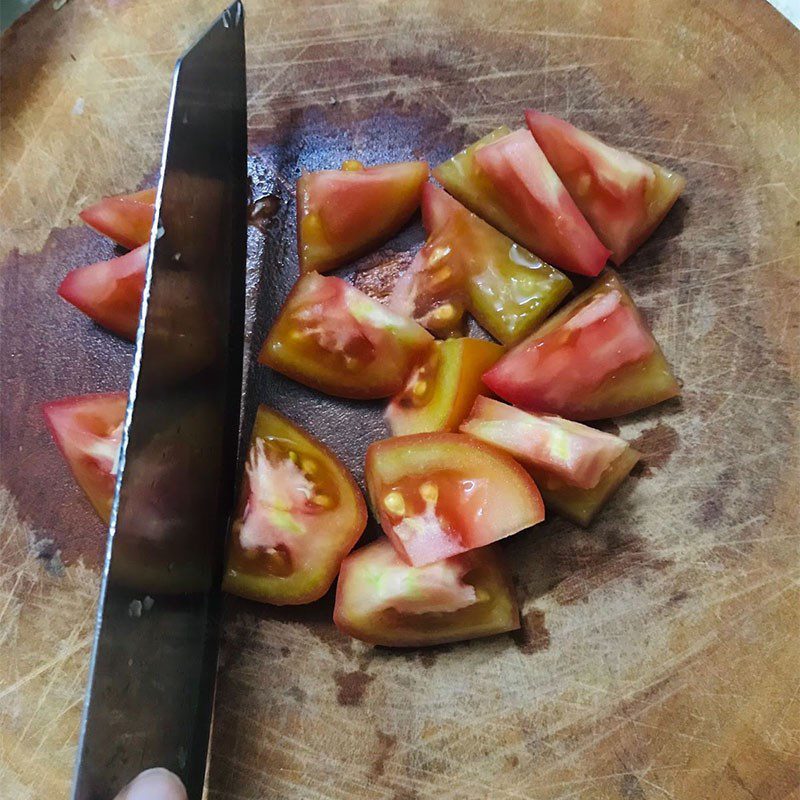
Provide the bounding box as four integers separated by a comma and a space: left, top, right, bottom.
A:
1, 1, 798, 798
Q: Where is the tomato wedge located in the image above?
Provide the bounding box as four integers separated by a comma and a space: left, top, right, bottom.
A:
388, 220, 469, 338
472, 128, 610, 275
460, 397, 640, 525
461, 397, 629, 489
224, 407, 367, 605
526, 111, 685, 265
385, 338, 503, 436
483, 270, 680, 420
43, 392, 126, 522
333, 538, 520, 647
260, 273, 433, 399
434, 128, 609, 276
79, 188, 156, 250
297, 160, 429, 273
366, 433, 543, 566
58, 244, 147, 340
422, 185, 573, 344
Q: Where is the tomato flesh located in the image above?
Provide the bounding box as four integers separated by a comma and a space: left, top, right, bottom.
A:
297, 160, 429, 273
461, 396, 631, 489
525, 111, 685, 265
224, 406, 367, 605
43, 393, 126, 522
333, 538, 519, 647
385, 338, 503, 436
259, 273, 433, 399
79, 188, 156, 250
58, 244, 147, 340
388, 221, 469, 338
434, 128, 609, 276
422, 185, 572, 344
366, 433, 543, 566
483, 270, 679, 420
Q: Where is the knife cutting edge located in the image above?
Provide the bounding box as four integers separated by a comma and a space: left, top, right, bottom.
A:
71, 4, 247, 798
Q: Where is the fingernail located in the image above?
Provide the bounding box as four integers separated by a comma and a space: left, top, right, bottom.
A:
125, 768, 188, 800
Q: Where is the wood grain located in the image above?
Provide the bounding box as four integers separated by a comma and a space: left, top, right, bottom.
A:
1, 1, 799, 798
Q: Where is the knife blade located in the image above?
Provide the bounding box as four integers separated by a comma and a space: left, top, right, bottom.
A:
71, 4, 247, 798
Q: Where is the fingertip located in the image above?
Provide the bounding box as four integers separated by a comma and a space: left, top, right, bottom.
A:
117, 767, 188, 800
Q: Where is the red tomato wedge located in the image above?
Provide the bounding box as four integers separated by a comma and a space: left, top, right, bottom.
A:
473, 129, 610, 275
388, 220, 470, 338
525, 111, 685, 265
58, 244, 147, 340
43, 392, 126, 522
259, 273, 433, 399
460, 397, 630, 489
434, 128, 609, 276
333, 538, 519, 647
79, 188, 156, 250
385, 338, 504, 436
422, 184, 572, 344
483, 271, 680, 420
460, 398, 640, 525
297, 160, 429, 273
223, 407, 367, 605
366, 433, 543, 567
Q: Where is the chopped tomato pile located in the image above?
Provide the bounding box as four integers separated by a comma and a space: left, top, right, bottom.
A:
50, 109, 684, 648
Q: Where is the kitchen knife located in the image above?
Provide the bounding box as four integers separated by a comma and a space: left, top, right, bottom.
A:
71, 4, 247, 799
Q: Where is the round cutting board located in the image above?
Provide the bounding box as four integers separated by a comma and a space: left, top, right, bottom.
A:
1, 1, 798, 798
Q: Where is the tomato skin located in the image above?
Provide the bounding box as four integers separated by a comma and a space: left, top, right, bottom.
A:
434, 128, 610, 277
297, 161, 429, 273
422, 184, 573, 344
366, 432, 544, 566
483, 270, 680, 421
333, 538, 520, 647
259, 273, 433, 399
43, 393, 127, 522
79, 188, 156, 250
223, 407, 367, 605
525, 111, 685, 265
385, 338, 503, 436
58, 244, 147, 340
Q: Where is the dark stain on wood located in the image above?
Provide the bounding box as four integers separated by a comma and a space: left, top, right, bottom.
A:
668, 590, 689, 606
392, 789, 420, 800
549, 532, 672, 606
620, 773, 646, 800
334, 668, 375, 706
629, 422, 680, 478
512, 608, 551, 654
371, 730, 398, 777
287, 685, 306, 704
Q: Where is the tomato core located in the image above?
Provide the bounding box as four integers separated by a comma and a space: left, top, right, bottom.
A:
228, 434, 340, 577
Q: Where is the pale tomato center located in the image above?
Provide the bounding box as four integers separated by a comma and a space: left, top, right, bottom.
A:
82, 420, 124, 477
381, 472, 490, 565
363, 557, 477, 615
239, 439, 317, 553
